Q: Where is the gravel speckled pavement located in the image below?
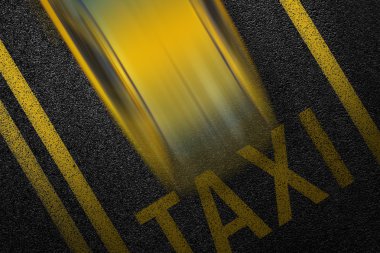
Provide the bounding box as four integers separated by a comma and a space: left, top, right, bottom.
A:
1, 0, 379, 252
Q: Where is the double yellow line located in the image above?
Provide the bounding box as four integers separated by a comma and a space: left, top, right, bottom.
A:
0, 100, 90, 252
0, 41, 128, 252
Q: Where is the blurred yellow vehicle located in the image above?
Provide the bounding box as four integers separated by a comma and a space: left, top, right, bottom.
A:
42, 0, 276, 191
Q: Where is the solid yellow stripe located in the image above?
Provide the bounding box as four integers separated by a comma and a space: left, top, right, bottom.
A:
0, 40, 128, 253
0, 100, 90, 253
280, 0, 380, 164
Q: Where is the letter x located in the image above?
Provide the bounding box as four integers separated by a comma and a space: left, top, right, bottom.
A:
237, 125, 329, 225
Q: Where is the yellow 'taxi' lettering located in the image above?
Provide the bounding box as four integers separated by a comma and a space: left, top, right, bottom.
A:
136, 191, 193, 253
300, 108, 354, 188
195, 170, 272, 253
238, 125, 329, 226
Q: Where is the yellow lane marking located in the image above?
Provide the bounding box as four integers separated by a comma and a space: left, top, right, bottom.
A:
0, 40, 129, 253
0, 100, 90, 253
300, 108, 354, 188
280, 0, 380, 164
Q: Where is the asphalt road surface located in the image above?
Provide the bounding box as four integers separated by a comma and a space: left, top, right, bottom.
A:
1, 0, 380, 252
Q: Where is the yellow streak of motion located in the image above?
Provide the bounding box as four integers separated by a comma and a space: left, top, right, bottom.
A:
40, 0, 276, 191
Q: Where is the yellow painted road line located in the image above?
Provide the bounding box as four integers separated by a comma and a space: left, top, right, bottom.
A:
0, 40, 129, 252
280, 0, 380, 164
0, 100, 90, 253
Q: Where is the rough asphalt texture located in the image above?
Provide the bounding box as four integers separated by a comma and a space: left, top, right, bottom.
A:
0, 0, 380, 252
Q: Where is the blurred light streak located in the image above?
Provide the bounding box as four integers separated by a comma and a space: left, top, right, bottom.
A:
41, 0, 276, 192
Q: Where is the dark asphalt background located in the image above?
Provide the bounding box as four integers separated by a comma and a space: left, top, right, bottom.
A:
1, 0, 380, 252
